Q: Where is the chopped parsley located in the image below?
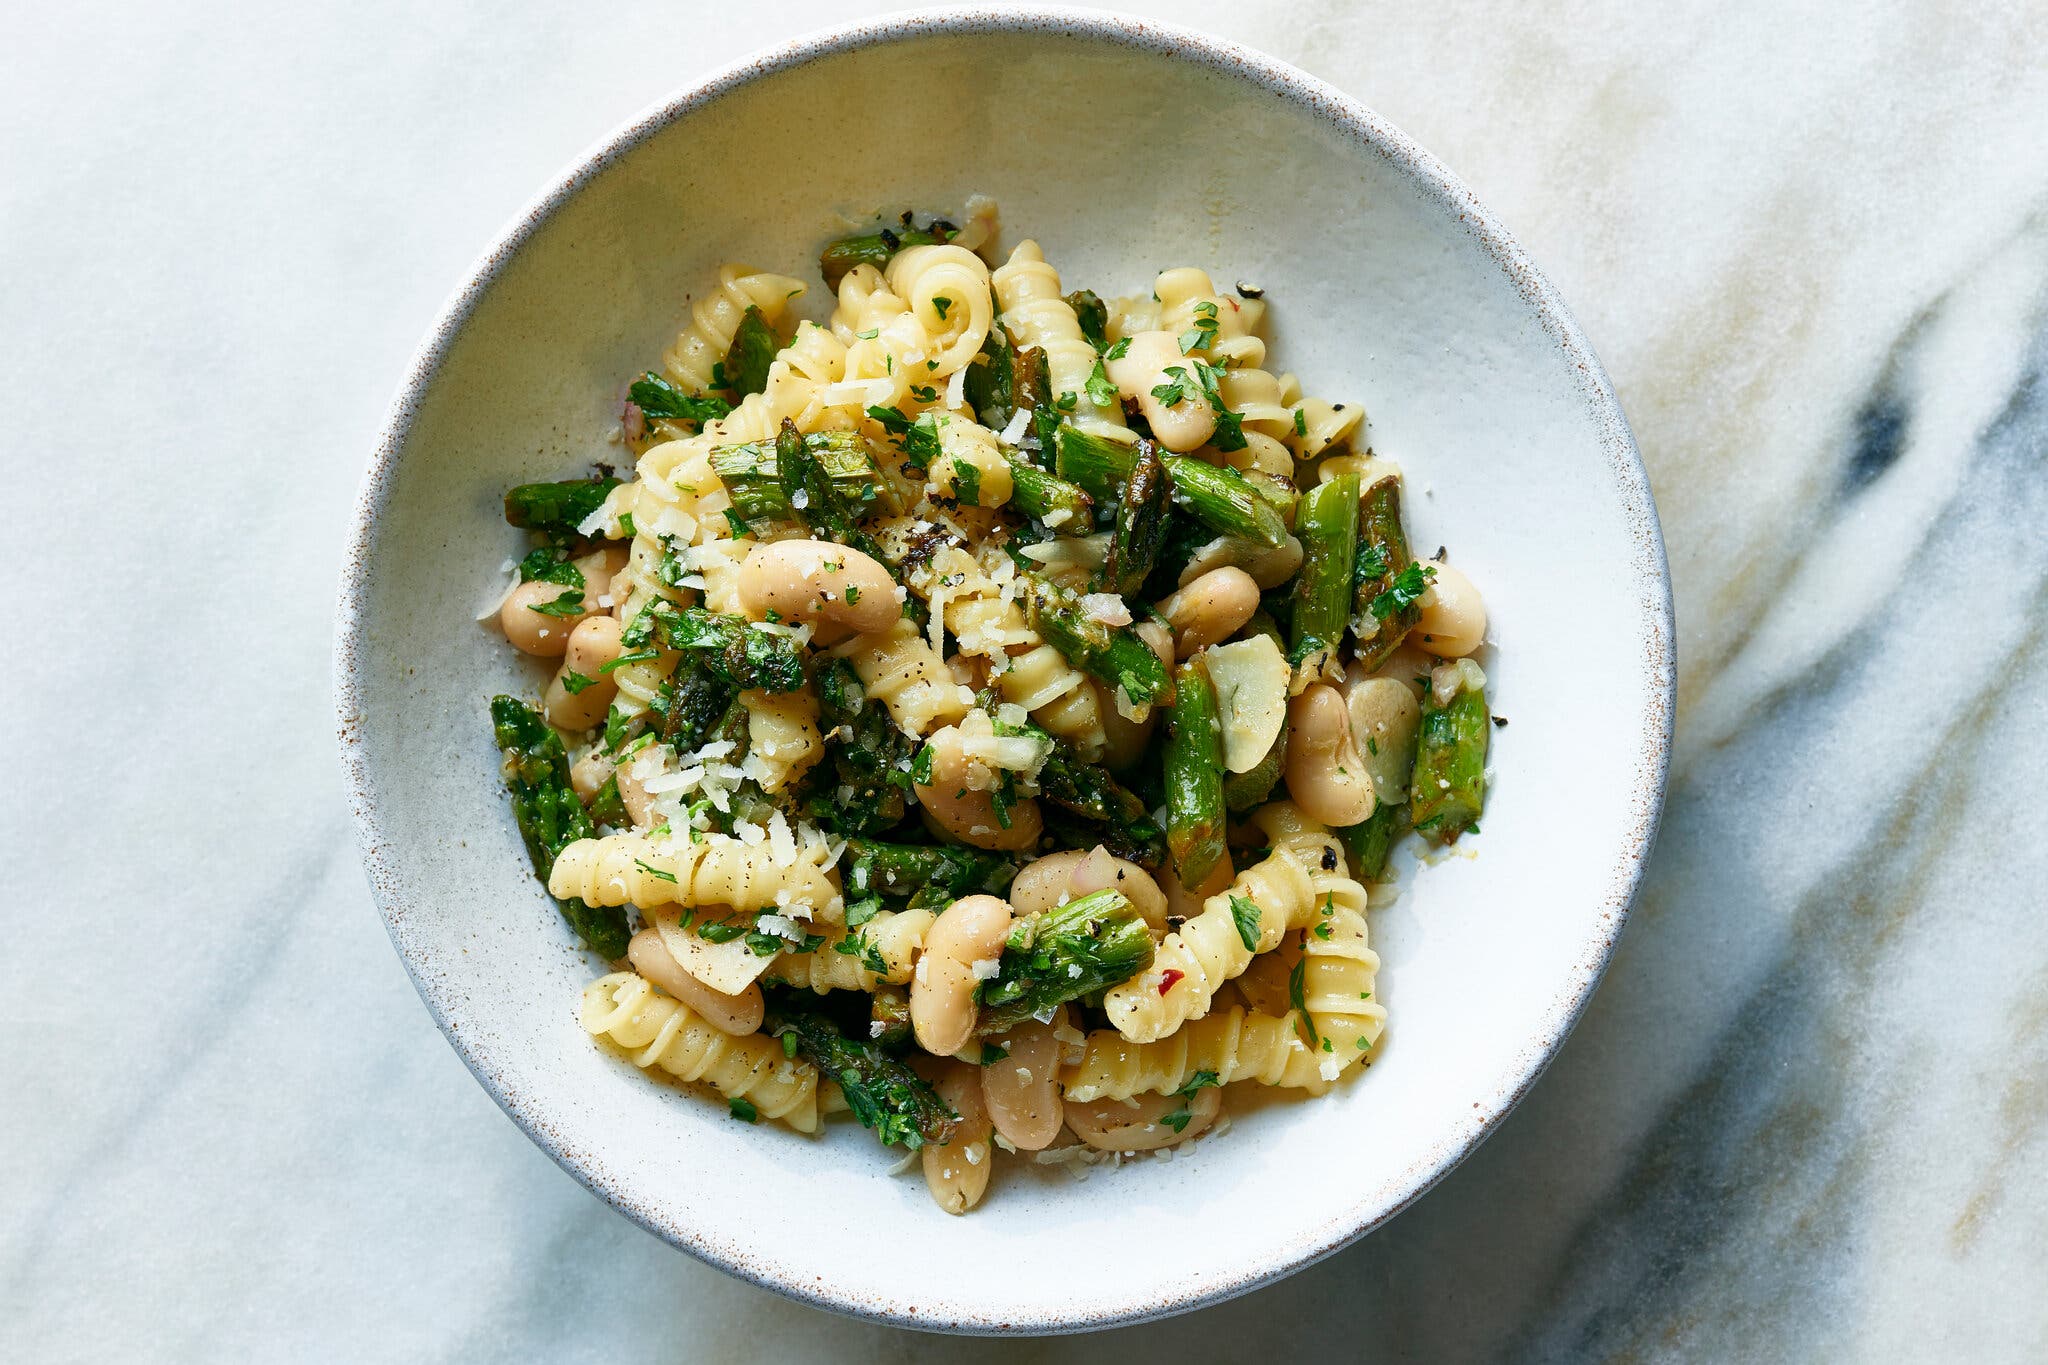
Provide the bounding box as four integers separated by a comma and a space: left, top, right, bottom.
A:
1293, 407, 1308, 437
1370, 561, 1437, 621
1151, 367, 1191, 407
1085, 358, 1119, 408
628, 371, 732, 429
1104, 336, 1132, 361
1289, 955, 1320, 1049
1178, 300, 1220, 354
1229, 894, 1261, 953
525, 589, 586, 618
932, 295, 953, 320
843, 584, 861, 605
632, 858, 677, 884
980, 1043, 1010, 1065
560, 671, 596, 695
728, 1097, 759, 1123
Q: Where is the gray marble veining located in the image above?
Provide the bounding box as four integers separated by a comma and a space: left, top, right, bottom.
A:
3, 0, 2043, 1359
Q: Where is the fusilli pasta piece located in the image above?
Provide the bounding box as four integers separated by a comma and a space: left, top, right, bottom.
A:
927, 413, 1013, 508
883, 244, 994, 377
994, 641, 1104, 765
582, 972, 819, 1131
992, 241, 1134, 441
548, 830, 842, 918
916, 544, 1034, 663
661, 263, 806, 395
841, 617, 972, 739
740, 686, 822, 794
1061, 1005, 1328, 1101
1255, 804, 1386, 1078
763, 908, 936, 992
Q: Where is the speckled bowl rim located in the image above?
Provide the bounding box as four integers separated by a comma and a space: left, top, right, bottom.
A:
334, 4, 1675, 1336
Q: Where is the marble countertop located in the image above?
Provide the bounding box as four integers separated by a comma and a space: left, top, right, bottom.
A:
5, 1, 2043, 1358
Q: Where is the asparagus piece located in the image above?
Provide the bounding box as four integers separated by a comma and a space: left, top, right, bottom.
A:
489, 696, 630, 958
1098, 443, 1172, 595
978, 889, 1155, 1035
1012, 345, 1060, 457
768, 1006, 960, 1148
1352, 474, 1426, 670
503, 478, 620, 538
773, 420, 893, 565
806, 658, 911, 837
868, 986, 912, 1051
627, 371, 732, 430
1054, 423, 1138, 505
1289, 472, 1360, 677
722, 305, 780, 398
817, 217, 954, 291
588, 774, 628, 829
997, 714, 1165, 866
1410, 674, 1489, 842
962, 326, 1016, 431
1222, 610, 1289, 812
708, 430, 888, 526
845, 839, 1016, 903
1162, 456, 1288, 548
1005, 455, 1093, 529
648, 649, 739, 752
1163, 655, 1228, 886
1337, 802, 1406, 882
634, 604, 806, 694
1015, 572, 1171, 706
1065, 289, 1110, 353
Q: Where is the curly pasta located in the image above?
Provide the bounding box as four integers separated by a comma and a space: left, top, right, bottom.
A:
842, 617, 972, 739
994, 642, 1104, 764
916, 544, 1034, 663
582, 972, 819, 1131
764, 908, 936, 992
1101, 810, 1328, 1043
548, 830, 842, 918
883, 244, 994, 377
661, 263, 806, 395
1062, 1005, 1329, 1101
927, 413, 1013, 508
992, 241, 1134, 441
1255, 804, 1385, 1076
740, 686, 822, 794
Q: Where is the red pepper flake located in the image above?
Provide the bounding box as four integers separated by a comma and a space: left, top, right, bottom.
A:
1158, 969, 1185, 995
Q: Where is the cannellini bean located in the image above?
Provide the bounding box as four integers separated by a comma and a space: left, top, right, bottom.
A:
910, 894, 1014, 1056
628, 928, 764, 1035
544, 615, 624, 731
1414, 560, 1486, 658
1105, 330, 1216, 452
913, 726, 1044, 851
1316, 454, 1402, 488
1158, 567, 1261, 653
1008, 847, 1168, 930
500, 580, 594, 656
575, 545, 628, 606
569, 750, 616, 804
1285, 684, 1376, 826
1343, 671, 1422, 806
736, 538, 898, 636
980, 1011, 1066, 1151
923, 1061, 994, 1215
1065, 1085, 1221, 1152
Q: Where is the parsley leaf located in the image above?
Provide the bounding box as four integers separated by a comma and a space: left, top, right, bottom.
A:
632, 857, 677, 884
560, 670, 596, 695
525, 589, 586, 618
1228, 894, 1261, 953
1289, 955, 1320, 1049
1104, 336, 1132, 361
932, 296, 953, 320
1151, 366, 1191, 407
728, 1097, 759, 1123
1370, 561, 1438, 620
1085, 359, 1118, 407
628, 371, 732, 428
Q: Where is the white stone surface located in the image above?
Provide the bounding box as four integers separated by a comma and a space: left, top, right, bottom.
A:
4, 1, 2044, 1358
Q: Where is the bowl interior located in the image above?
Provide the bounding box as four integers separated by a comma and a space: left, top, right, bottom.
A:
339, 15, 1669, 1333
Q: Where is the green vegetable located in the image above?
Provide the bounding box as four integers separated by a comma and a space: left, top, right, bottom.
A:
1410, 673, 1489, 843
517, 546, 585, 586
817, 217, 952, 291
708, 429, 888, 527
651, 652, 740, 753
628, 371, 733, 429
1336, 802, 1405, 882
722, 306, 780, 398
1289, 473, 1360, 677
1163, 655, 1227, 887
1352, 474, 1425, 669
977, 889, 1154, 1035
846, 839, 1016, 903
1054, 424, 1137, 505
1011, 718, 1164, 867
502, 478, 619, 537
588, 775, 628, 829
1066, 289, 1110, 352
773, 420, 893, 565
1014, 345, 1059, 455
803, 659, 911, 838
1228, 895, 1261, 953
1005, 455, 1093, 528
524, 589, 587, 618
1161, 456, 1288, 548
1016, 572, 1171, 706
634, 604, 806, 694
962, 327, 1016, 431
728, 1097, 759, 1123
1098, 442, 1172, 595
768, 1006, 959, 1148
868, 986, 913, 1052
489, 696, 629, 958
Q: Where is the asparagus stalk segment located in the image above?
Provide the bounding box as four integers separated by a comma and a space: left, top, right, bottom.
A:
771, 420, 894, 567
963, 326, 1016, 432
1065, 289, 1110, 352
503, 478, 620, 538
767, 1005, 960, 1148
845, 839, 1017, 903
1161, 456, 1288, 548
489, 696, 630, 958
631, 603, 807, 694
998, 714, 1164, 866
1015, 572, 1171, 706
1410, 673, 1489, 842
1004, 455, 1093, 529
1098, 442, 1173, 595
805, 658, 911, 837
1336, 802, 1406, 882
817, 219, 953, 291
709, 429, 889, 526
1352, 474, 1425, 670
1054, 423, 1138, 505
722, 305, 780, 398
977, 889, 1154, 1035
1289, 472, 1360, 680
1014, 345, 1060, 457
653, 653, 740, 752
1164, 655, 1228, 887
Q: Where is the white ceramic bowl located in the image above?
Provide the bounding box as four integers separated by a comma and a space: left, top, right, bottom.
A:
336, 7, 1673, 1334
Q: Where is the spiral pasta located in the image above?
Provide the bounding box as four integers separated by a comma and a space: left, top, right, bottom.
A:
992, 241, 1134, 441
548, 830, 842, 918
994, 642, 1104, 764
1255, 804, 1385, 1076
740, 687, 823, 794
582, 972, 819, 1131
764, 908, 936, 992
842, 617, 972, 739
1062, 1005, 1328, 1101
927, 413, 1013, 508
661, 263, 806, 395
883, 244, 994, 377
915, 544, 1034, 663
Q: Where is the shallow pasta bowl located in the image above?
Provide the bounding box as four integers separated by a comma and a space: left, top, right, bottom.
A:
334, 6, 1674, 1334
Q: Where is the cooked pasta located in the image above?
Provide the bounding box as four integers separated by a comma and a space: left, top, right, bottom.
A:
483, 213, 1498, 1212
